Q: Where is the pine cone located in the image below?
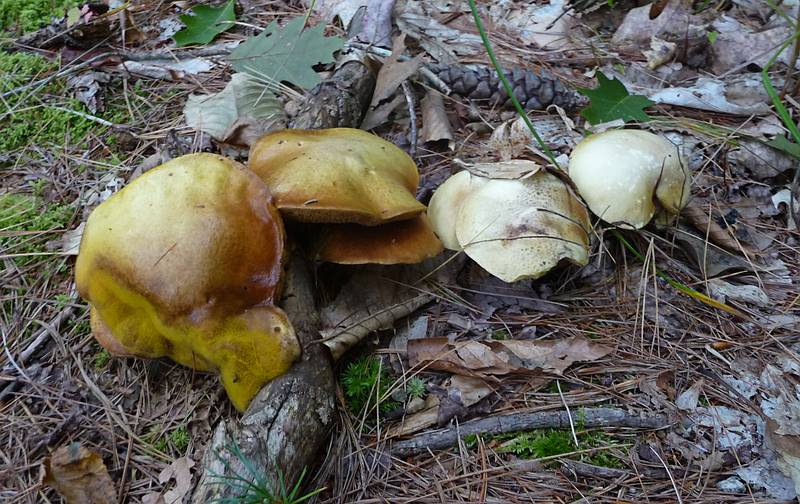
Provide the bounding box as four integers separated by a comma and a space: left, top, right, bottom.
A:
427, 64, 583, 111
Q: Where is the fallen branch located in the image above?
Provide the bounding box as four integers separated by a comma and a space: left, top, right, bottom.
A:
390, 407, 673, 456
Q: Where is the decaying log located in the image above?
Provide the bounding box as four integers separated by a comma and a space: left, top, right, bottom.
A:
192, 59, 377, 501
390, 407, 673, 457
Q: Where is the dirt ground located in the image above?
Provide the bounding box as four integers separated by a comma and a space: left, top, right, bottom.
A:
2, 0, 800, 502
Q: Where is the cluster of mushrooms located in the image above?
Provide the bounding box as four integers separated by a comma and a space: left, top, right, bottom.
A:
75, 127, 690, 410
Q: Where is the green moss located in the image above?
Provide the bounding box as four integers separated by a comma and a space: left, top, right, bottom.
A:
0, 50, 109, 154
0, 193, 74, 265
92, 348, 111, 369
340, 355, 399, 416
0, 0, 78, 33
147, 424, 191, 455
169, 425, 190, 453
497, 429, 574, 459
407, 377, 427, 400
495, 427, 624, 468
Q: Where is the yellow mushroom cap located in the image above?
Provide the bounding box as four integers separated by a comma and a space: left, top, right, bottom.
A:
568, 129, 690, 229
75, 153, 299, 411
454, 171, 591, 283
249, 128, 426, 226
313, 215, 444, 265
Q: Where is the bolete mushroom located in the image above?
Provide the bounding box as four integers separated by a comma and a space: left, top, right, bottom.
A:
428, 167, 591, 282
249, 128, 426, 225
568, 129, 690, 228
75, 153, 299, 411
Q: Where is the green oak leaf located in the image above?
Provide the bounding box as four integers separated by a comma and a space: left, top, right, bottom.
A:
173, 0, 236, 47
767, 136, 800, 159
577, 72, 654, 125
228, 16, 345, 89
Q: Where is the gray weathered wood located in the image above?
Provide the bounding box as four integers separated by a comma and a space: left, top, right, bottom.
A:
390, 407, 673, 457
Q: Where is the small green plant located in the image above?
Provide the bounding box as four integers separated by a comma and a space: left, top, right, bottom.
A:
146, 424, 191, 454
68, 317, 91, 337
30, 179, 47, 196
406, 377, 427, 400
169, 425, 190, 453
491, 329, 509, 340
92, 348, 111, 369
498, 429, 574, 459
340, 355, 399, 415
209, 440, 325, 504
54, 293, 71, 308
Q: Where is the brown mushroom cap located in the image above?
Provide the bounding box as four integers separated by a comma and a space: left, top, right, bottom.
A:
249, 128, 426, 225
313, 215, 443, 265
75, 153, 299, 411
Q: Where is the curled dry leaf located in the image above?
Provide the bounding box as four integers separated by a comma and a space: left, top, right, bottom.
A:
388, 375, 493, 437
407, 336, 613, 377
361, 35, 424, 130
320, 259, 460, 360
419, 90, 454, 147
44, 443, 117, 504
183, 73, 285, 146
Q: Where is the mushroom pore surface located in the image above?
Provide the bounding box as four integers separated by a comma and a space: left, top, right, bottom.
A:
75, 153, 299, 411
568, 129, 690, 228
249, 128, 426, 225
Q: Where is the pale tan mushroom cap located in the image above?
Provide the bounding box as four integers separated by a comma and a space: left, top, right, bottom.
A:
568, 129, 690, 229
314, 215, 443, 265
249, 128, 426, 226
455, 171, 591, 283
427, 170, 487, 250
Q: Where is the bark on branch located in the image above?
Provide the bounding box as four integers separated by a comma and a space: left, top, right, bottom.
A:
390, 407, 673, 457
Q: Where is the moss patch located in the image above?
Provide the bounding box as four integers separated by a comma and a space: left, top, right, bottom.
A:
0, 50, 110, 154
0, 0, 78, 33
0, 193, 74, 265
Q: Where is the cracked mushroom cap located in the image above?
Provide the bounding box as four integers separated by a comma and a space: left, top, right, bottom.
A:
249, 128, 426, 226
75, 153, 299, 411
453, 170, 591, 283
568, 129, 690, 229
313, 215, 444, 265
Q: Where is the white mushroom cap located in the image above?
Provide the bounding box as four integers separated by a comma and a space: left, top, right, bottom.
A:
454, 171, 591, 282
568, 129, 690, 229
427, 170, 487, 250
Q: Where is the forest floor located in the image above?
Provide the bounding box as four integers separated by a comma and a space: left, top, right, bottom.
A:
2, 0, 800, 502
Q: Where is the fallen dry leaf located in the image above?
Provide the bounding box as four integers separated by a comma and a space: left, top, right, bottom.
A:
43, 443, 117, 504
360, 35, 424, 130
419, 90, 454, 148
160, 456, 195, 504
388, 375, 492, 436
183, 73, 285, 146
408, 336, 612, 377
